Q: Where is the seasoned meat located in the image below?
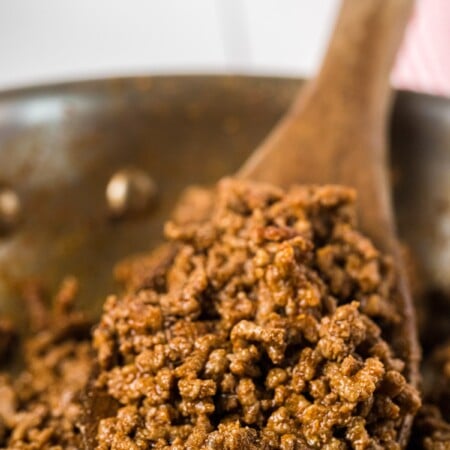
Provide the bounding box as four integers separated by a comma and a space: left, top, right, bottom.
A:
92, 178, 420, 449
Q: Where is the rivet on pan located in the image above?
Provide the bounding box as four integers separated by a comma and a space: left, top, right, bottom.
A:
0, 187, 21, 235
106, 168, 157, 218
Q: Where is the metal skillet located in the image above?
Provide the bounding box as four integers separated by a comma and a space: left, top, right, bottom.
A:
0, 3, 449, 446
0, 83, 448, 321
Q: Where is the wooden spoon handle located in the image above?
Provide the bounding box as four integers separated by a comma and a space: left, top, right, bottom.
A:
312, 0, 414, 128
239, 0, 414, 252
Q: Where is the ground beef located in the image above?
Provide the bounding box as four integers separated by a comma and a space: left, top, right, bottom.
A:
92, 178, 420, 449
410, 341, 450, 449
0, 277, 93, 449
425, 343, 450, 423
5, 177, 446, 449
413, 405, 450, 450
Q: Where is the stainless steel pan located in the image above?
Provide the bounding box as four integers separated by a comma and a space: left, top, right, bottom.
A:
0, 76, 448, 327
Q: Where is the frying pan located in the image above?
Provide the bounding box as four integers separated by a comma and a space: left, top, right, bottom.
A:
0, 75, 448, 329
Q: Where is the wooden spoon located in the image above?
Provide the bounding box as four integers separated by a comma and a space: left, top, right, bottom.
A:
239, 0, 419, 444
81, 0, 420, 446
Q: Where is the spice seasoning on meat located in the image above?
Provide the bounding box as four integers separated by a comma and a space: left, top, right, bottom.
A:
0, 278, 93, 449
411, 342, 450, 449
92, 178, 421, 449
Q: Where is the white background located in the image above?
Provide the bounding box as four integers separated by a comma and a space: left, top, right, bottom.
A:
0, 0, 340, 90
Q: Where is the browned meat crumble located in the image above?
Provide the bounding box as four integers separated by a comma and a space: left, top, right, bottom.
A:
5, 179, 448, 449
0, 277, 93, 449
411, 342, 450, 449
92, 178, 420, 449
413, 405, 450, 450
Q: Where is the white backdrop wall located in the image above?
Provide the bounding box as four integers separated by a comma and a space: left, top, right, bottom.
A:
0, 0, 339, 89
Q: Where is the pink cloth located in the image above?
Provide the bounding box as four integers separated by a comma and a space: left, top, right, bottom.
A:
392, 0, 450, 97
